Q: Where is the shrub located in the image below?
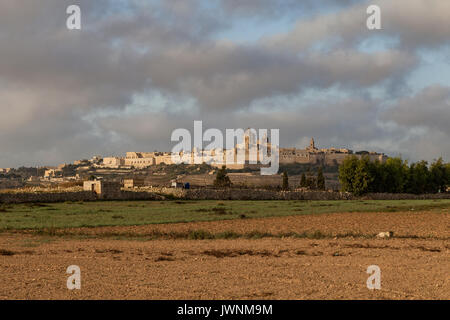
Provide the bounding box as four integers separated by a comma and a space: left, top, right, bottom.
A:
300, 173, 307, 188
188, 230, 214, 240
282, 171, 289, 190
213, 166, 232, 188
317, 167, 325, 190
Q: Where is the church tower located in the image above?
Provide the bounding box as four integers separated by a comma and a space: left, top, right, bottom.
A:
309, 137, 316, 150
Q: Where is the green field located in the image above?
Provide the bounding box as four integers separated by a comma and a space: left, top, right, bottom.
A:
0, 199, 449, 230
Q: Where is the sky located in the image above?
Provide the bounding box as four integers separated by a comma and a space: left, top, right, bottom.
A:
0, 0, 449, 167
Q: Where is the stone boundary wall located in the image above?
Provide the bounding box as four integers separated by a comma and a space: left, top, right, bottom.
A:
143, 188, 450, 201
183, 190, 450, 200
102, 191, 165, 201
0, 191, 165, 204
0, 191, 97, 204
182, 189, 355, 200
361, 193, 450, 200
1, 189, 449, 204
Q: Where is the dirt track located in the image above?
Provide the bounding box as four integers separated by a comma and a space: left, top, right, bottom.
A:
0, 211, 448, 300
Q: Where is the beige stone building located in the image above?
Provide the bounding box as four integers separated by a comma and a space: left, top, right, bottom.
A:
97, 134, 386, 170
280, 138, 386, 166
123, 177, 146, 188
83, 180, 122, 198
44, 168, 63, 178
124, 152, 156, 167
103, 157, 125, 168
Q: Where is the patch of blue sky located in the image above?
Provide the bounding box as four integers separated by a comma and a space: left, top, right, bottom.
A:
358, 39, 450, 101
215, 1, 355, 44
80, 91, 196, 125
123, 92, 198, 114
216, 15, 294, 44
357, 34, 399, 53
407, 46, 450, 92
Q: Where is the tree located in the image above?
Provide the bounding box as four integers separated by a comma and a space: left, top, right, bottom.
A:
213, 165, 231, 188
339, 155, 359, 193
304, 168, 316, 190
306, 176, 316, 190
317, 167, 325, 190
300, 173, 307, 188
446, 163, 450, 191
430, 158, 447, 193
339, 155, 448, 195
352, 156, 375, 196
339, 155, 375, 195
282, 171, 289, 190
405, 161, 430, 194
367, 160, 382, 193
383, 157, 409, 193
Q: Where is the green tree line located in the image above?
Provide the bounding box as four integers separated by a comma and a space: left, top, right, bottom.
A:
339, 156, 450, 195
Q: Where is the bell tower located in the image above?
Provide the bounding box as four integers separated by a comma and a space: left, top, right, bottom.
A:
309, 137, 315, 150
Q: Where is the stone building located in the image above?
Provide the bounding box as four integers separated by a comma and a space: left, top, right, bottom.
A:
96, 135, 386, 170
44, 168, 63, 178
279, 138, 386, 166
103, 157, 125, 168
83, 180, 122, 198
123, 177, 146, 188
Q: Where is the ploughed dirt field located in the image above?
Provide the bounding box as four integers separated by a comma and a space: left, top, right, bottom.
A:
0, 211, 448, 300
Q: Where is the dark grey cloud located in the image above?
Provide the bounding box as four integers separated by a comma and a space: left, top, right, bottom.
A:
0, 0, 449, 167
146, 45, 416, 111
376, 85, 450, 161
383, 85, 450, 135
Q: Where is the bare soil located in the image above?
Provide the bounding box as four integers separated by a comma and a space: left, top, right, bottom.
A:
0, 211, 448, 300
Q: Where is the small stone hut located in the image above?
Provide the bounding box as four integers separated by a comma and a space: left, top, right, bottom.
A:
83, 180, 122, 198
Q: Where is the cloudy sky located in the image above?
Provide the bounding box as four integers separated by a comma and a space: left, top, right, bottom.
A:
1, 0, 449, 167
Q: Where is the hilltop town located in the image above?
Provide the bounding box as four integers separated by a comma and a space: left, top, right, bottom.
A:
0, 136, 386, 191
102, 137, 386, 170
